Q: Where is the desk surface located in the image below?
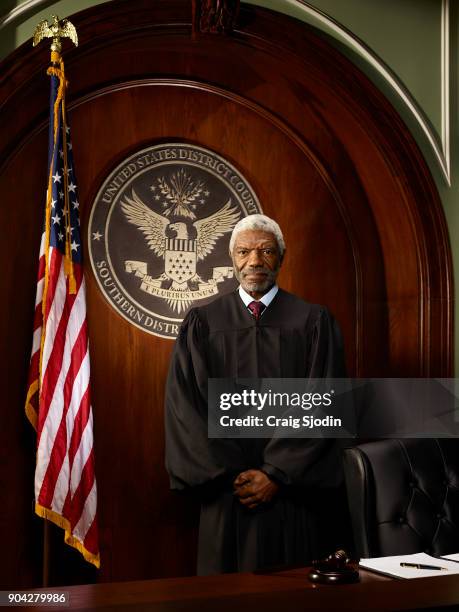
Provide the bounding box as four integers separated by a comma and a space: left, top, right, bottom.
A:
21, 567, 459, 611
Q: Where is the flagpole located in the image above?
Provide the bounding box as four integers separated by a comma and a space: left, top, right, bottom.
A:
42, 521, 50, 587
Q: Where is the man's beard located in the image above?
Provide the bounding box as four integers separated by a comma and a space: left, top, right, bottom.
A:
233, 265, 279, 295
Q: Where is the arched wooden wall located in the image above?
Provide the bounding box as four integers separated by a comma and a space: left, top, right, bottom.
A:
0, 0, 452, 587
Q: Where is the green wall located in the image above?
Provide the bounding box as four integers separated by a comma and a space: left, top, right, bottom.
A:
2, 0, 458, 371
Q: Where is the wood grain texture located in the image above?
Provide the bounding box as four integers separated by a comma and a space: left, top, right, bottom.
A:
0, 0, 452, 587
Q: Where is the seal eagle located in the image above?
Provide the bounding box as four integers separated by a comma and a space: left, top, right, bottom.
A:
120, 188, 240, 263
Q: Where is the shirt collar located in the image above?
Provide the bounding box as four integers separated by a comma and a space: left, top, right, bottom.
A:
238, 284, 279, 309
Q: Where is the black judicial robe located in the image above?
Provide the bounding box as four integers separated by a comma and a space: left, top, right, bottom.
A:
165, 288, 347, 575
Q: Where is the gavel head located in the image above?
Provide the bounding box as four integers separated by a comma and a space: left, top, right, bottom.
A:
325, 549, 349, 569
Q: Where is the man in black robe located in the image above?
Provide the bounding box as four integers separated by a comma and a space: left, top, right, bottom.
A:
165, 214, 347, 575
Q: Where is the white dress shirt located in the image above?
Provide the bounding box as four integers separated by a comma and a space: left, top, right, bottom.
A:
238, 284, 279, 317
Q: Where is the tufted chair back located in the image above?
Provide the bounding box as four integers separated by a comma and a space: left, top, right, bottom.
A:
343, 439, 459, 558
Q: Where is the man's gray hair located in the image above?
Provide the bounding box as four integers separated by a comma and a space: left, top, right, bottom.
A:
229, 214, 286, 256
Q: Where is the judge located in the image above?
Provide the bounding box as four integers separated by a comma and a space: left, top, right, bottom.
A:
165, 214, 347, 575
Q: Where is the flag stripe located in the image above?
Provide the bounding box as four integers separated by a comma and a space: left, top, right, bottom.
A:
80, 505, 98, 555
69, 447, 96, 529
68, 353, 91, 470
70, 401, 93, 497
31, 326, 42, 355
74, 477, 98, 550
35, 277, 45, 308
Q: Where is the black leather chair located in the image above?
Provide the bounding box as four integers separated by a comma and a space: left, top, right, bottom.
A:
343, 439, 459, 558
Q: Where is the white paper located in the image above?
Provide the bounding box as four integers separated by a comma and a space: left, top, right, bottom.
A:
359, 552, 459, 579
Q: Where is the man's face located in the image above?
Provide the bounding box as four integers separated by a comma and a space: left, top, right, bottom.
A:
231, 229, 282, 298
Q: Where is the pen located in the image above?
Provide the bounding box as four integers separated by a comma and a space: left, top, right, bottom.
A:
438, 556, 459, 564
400, 562, 448, 571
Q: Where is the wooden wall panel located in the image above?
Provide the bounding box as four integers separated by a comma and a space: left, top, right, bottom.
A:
0, 0, 451, 587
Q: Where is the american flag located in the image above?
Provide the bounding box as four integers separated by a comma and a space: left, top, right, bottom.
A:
25, 60, 100, 568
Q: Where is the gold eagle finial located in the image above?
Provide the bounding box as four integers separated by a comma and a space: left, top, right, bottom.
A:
33, 15, 78, 53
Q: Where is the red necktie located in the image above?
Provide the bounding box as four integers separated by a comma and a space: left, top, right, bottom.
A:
248, 300, 266, 321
